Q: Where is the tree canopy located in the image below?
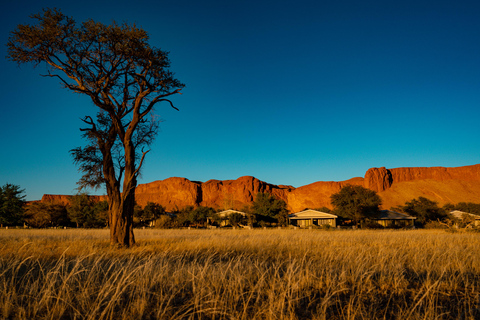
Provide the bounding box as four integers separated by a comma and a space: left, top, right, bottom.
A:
252, 193, 289, 226
330, 185, 382, 226
7, 9, 184, 246
67, 194, 108, 228
0, 184, 26, 227
25, 202, 69, 228
399, 197, 446, 225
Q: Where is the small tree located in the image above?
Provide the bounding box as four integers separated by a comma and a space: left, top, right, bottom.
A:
190, 206, 215, 227
228, 212, 245, 227
330, 185, 382, 227
142, 202, 166, 222
174, 206, 195, 227
93, 200, 109, 227
0, 184, 26, 227
25, 202, 70, 228
68, 194, 93, 228
453, 202, 480, 216
7, 9, 184, 246
68, 194, 106, 228
400, 197, 446, 226
252, 192, 289, 225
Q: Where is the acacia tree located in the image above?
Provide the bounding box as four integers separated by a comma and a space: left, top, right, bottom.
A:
400, 197, 446, 226
330, 185, 382, 227
7, 9, 184, 246
252, 192, 289, 225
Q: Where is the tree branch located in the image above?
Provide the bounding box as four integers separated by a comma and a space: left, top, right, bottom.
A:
133, 149, 149, 178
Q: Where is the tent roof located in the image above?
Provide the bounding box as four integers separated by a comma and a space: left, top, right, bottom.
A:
289, 209, 337, 219
218, 209, 247, 217
450, 210, 480, 220
375, 210, 416, 220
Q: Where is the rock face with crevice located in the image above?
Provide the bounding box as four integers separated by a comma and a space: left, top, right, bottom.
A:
40, 164, 480, 213
364, 167, 393, 192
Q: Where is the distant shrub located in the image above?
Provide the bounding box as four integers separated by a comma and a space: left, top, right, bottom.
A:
424, 220, 449, 229
153, 215, 174, 229
361, 220, 384, 229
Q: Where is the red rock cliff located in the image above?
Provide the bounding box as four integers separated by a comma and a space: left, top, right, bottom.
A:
40, 194, 107, 205
199, 176, 292, 209
41, 164, 480, 213
135, 177, 201, 211
364, 167, 393, 192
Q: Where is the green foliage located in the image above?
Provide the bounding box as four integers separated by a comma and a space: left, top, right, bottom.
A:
72, 195, 107, 227
192, 207, 215, 225
452, 202, 480, 215
25, 202, 70, 228
170, 206, 218, 227
228, 212, 245, 227
93, 201, 109, 226
424, 220, 450, 229
252, 193, 289, 225
143, 202, 166, 221
400, 197, 446, 226
7, 8, 184, 190
173, 206, 194, 227
0, 184, 26, 226
361, 220, 385, 229
134, 202, 167, 227
67, 194, 107, 228
152, 215, 175, 229
7, 8, 184, 246
330, 185, 382, 226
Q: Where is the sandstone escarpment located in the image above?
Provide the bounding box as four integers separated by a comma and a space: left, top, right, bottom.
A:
389, 165, 480, 184
199, 176, 293, 209
41, 164, 480, 213
365, 164, 480, 208
40, 194, 107, 205
135, 177, 201, 211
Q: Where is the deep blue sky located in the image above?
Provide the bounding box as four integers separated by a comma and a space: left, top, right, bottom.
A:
1, 0, 480, 201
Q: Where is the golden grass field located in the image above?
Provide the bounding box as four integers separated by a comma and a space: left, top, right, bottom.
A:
0, 228, 479, 319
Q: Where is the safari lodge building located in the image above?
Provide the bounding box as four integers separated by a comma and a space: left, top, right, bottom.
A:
288, 209, 338, 228
372, 210, 416, 227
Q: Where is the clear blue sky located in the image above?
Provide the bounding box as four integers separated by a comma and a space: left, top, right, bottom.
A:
1, 0, 480, 201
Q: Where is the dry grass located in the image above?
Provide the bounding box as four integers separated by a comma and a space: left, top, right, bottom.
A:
0, 228, 479, 319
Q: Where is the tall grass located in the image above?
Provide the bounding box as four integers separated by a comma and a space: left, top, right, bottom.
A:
0, 228, 479, 319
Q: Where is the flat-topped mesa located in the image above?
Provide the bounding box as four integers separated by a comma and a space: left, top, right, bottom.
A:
40, 194, 107, 205
364, 164, 480, 193
389, 165, 480, 183
41, 194, 73, 206
40, 164, 480, 213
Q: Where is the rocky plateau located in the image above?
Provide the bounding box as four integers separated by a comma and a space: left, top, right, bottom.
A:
41, 164, 480, 212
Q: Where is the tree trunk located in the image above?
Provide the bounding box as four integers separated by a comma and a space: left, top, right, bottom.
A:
108, 188, 136, 247
102, 144, 136, 247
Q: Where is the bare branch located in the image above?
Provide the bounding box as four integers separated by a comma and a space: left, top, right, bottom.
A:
133, 149, 150, 178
